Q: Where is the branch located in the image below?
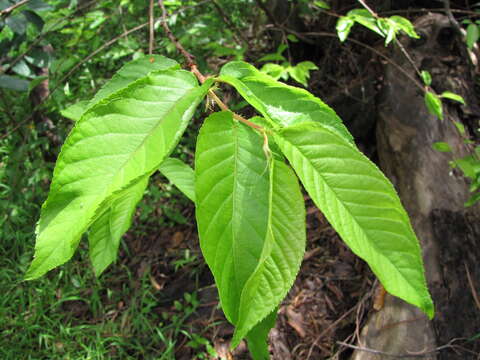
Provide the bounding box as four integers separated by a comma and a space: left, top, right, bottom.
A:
356, 0, 422, 80
157, 0, 263, 132
149, 0, 155, 55
1, 1, 212, 141
442, 0, 463, 36
0, 0, 30, 17
337, 338, 472, 358
158, 0, 196, 67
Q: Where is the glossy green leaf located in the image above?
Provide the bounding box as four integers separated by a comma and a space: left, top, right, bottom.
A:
232, 159, 305, 347
314, 1, 330, 9
440, 91, 465, 105
388, 16, 419, 39
89, 176, 149, 276
467, 23, 479, 49
287, 61, 318, 87
219, 61, 353, 143
454, 121, 466, 135
25, 70, 212, 279
158, 157, 195, 202
425, 91, 443, 120
336, 16, 355, 42
245, 310, 277, 360
90, 55, 179, 107
454, 156, 477, 179
347, 9, 384, 37
61, 100, 89, 122
61, 56, 179, 123
273, 122, 434, 319
432, 142, 452, 152
196, 112, 306, 351
260, 63, 286, 80
195, 111, 271, 324
420, 70, 432, 86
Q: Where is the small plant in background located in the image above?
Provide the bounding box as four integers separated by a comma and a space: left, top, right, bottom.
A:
462, 3, 480, 49
336, 8, 419, 44
420, 71, 480, 207
258, 42, 319, 87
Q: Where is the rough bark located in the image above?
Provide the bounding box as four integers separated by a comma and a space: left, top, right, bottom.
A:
352, 14, 480, 360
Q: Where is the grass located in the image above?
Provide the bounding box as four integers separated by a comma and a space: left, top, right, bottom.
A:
0, 148, 217, 359
0, 235, 214, 359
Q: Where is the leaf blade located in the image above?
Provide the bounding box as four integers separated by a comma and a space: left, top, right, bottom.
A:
158, 157, 195, 202
89, 176, 149, 276
26, 70, 212, 280
219, 61, 353, 143
274, 122, 434, 318
195, 111, 271, 324
232, 159, 306, 346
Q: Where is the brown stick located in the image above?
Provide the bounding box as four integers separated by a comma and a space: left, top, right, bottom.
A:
0, 0, 30, 17
158, 0, 196, 67
157, 0, 264, 132
149, 0, 155, 55
337, 338, 472, 358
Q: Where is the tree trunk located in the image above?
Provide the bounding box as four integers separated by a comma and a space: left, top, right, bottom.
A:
352, 14, 480, 360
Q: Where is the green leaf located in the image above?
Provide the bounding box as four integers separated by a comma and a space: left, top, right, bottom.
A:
158, 157, 195, 202
25, 70, 212, 280
454, 156, 477, 179
62, 56, 179, 123
467, 23, 479, 49
245, 310, 277, 360
388, 16, 419, 39
258, 53, 286, 62
195, 112, 306, 349
314, 1, 330, 9
27, 0, 54, 12
336, 16, 355, 42
232, 159, 305, 347
0, 75, 29, 91
260, 63, 286, 80
23, 10, 44, 31
60, 100, 90, 122
287, 61, 318, 87
420, 70, 432, 86
432, 142, 452, 152
219, 61, 353, 144
440, 91, 465, 105
12, 60, 34, 78
424, 91, 443, 120
273, 122, 434, 319
465, 192, 480, 207
90, 55, 179, 108
5, 13, 27, 34
89, 176, 149, 276
195, 111, 271, 324
287, 34, 299, 42
347, 9, 384, 37
454, 121, 466, 135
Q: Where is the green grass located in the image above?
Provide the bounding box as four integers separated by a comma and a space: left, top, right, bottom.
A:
0, 143, 217, 359
0, 236, 211, 359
